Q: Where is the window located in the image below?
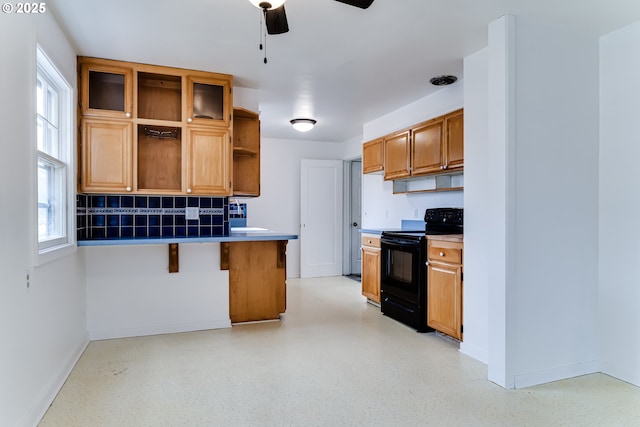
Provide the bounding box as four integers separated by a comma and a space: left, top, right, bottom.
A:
36, 46, 74, 260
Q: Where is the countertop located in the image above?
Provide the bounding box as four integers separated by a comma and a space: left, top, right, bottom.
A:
77, 230, 298, 246
426, 234, 463, 243
359, 229, 463, 243
359, 228, 405, 235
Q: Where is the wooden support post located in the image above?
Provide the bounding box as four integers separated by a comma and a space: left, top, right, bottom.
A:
277, 240, 287, 269
169, 243, 179, 273
220, 242, 230, 270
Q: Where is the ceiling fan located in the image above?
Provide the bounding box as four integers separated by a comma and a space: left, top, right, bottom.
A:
249, 0, 375, 36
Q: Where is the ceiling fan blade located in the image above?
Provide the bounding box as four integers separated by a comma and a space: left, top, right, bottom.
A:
265, 5, 289, 35
334, 0, 374, 9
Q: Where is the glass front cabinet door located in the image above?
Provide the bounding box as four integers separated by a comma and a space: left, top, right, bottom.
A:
80, 61, 133, 119
186, 76, 231, 127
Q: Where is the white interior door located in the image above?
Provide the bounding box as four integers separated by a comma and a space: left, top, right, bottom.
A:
300, 159, 343, 278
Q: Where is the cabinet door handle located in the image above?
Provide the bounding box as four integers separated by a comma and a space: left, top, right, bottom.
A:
187, 117, 193, 123
125, 112, 131, 118
440, 165, 445, 170
186, 188, 192, 194
126, 186, 132, 192
439, 251, 445, 257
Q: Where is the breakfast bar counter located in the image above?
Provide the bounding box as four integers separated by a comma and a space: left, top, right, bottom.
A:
77, 229, 298, 246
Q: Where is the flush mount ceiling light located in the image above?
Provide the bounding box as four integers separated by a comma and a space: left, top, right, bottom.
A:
290, 118, 317, 132
430, 75, 458, 86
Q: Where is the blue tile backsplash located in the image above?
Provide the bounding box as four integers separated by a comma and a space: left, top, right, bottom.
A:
77, 194, 230, 241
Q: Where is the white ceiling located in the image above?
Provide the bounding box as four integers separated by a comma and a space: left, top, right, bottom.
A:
50, 0, 640, 142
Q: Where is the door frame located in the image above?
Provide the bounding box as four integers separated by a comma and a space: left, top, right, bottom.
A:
342, 158, 362, 275
300, 159, 344, 278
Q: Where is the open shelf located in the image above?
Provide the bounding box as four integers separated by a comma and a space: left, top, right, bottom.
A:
138, 72, 182, 121
137, 124, 182, 191
233, 108, 260, 196
393, 172, 464, 194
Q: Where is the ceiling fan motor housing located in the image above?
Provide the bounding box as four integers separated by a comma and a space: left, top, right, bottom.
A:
335, 0, 375, 9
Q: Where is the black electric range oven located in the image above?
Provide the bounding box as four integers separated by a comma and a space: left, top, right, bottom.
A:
380, 208, 463, 331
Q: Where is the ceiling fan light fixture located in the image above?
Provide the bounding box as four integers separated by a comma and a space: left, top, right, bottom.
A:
249, 0, 286, 10
430, 75, 458, 86
290, 118, 317, 132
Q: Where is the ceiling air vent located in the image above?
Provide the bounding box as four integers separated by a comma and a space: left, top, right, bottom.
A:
430, 75, 457, 86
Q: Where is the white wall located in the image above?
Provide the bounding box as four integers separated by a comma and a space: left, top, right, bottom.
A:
234, 86, 260, 113
488, 15, 601, 388
243, 138, 345, 278
85, 244, 230, 339
342, 134, 365, 160
486, 13, 515, 390
599, 21, 640, 387
0, 13, 88, 427
361, 85, 464, 229
460, 47, 489, 364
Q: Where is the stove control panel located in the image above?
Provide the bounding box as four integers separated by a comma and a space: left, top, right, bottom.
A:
424, 208, 463, 225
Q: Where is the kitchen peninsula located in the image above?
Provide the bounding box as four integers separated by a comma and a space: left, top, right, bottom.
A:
75, 56, 298, 336
78, 228, 297, 340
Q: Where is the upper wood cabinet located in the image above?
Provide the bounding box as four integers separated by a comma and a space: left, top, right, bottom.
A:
362, 138, 384, 174
412, 118, 444, 175
186, 75, 232, 128
80, 118, 133, 193
79, 61, 133, 119
78, 57, 233, 196
445, 109, 464, 171
232, 108, 260, 197
378, 108, 464, 181
187, 126, 232, 195
383, 130, 411, 180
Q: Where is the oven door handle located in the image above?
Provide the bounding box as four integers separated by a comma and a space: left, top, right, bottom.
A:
381, 237, 421, 247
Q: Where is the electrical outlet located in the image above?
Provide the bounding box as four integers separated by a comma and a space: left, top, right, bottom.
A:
185, 207, 200, 220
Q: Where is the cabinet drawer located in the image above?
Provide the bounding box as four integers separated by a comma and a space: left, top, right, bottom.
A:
427, 241, 462, 264
361, 235, 381, 248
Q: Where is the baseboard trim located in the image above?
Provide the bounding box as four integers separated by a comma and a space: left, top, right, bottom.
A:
459, 342, 488, 365
600, 361, 640, 388
514, 359, 600, 389
88, 319, 232, 341
24, 336, 89, 427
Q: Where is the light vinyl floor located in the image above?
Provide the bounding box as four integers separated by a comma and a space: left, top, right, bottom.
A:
39, 276, 640, 426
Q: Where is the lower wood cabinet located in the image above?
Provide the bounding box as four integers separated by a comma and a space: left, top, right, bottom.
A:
221, 240, 287, 323
427, 238, 463, 340
361, 234, 381, 303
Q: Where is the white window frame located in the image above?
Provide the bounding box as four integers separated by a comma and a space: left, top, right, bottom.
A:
35, 46, 75, 265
